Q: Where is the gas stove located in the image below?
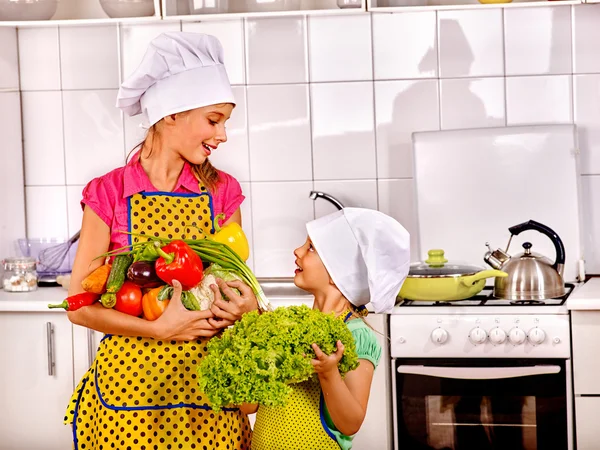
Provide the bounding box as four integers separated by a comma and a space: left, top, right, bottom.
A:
394, 283, 575, 309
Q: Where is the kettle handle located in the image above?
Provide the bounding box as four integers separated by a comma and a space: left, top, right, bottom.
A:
508, 220, 566, 271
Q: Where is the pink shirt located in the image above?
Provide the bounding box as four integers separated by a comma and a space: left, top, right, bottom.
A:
81, 152, 245, 251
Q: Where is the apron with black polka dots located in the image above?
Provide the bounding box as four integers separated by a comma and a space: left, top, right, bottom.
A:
65, 184, 252, 450
250, 312, 354, 450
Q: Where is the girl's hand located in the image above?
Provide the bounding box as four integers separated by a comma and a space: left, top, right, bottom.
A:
152, 280, 221, 341
311, 341, 345, 378
209, 278, 258, 327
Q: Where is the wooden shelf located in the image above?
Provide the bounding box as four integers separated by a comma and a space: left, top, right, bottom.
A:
0, 0, 161, 27
368, 0, 580, 10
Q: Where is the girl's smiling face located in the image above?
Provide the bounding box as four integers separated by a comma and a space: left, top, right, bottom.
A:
165, 103, 234, 165
293, 237, 331, 294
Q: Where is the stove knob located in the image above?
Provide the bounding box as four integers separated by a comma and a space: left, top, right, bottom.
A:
431, 328, 449, 345
469, 327, 488, 345
489, 327, 507, 345
508, 327, 527, 345
527, 328, 546, 345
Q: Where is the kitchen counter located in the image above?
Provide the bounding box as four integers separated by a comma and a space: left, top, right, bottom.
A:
567, 278, 600, 310
0, 279, 318, 312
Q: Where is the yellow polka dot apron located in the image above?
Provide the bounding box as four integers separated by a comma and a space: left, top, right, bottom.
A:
250, 312, 354, 450
65, 184, 252, 450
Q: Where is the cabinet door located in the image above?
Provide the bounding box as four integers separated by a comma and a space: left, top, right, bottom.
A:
0, 312, 74, 450
571, 311, 600, 394
575, 397, 600, 450
353, 314, 392, 450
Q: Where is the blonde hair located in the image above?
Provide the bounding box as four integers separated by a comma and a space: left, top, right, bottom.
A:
128, 120, 220, 193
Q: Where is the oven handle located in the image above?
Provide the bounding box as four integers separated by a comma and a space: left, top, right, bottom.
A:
396, 365, 561, 380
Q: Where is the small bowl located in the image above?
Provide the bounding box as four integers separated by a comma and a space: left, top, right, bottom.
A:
18, 237, 78, 274
99, 0, 155, 18
0, 0, 58, 21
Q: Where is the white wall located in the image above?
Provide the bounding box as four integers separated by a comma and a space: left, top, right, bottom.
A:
1, 5, 600, 277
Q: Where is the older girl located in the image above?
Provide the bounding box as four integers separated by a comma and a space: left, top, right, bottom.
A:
64, 32, 257, 449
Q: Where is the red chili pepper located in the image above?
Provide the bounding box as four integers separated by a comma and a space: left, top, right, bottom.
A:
48, 292, 100, 311
154, 240, 204, 290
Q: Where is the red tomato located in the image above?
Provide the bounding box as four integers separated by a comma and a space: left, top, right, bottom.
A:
114, 281, 143, 317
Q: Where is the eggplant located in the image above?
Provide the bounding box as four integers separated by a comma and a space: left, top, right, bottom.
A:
127, 261, 163, 288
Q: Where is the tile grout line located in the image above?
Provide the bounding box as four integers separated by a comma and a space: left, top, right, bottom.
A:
369, 12, 380, 211
502, 8, 508, 127
305, 15, 316, 220
240, 17, 257, 272
57, 25, 71, 240
15, 28, 29, 242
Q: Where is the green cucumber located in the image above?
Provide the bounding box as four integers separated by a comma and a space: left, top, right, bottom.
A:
100, 254, 134, 308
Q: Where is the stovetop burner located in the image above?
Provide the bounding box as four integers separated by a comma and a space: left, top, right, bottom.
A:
396, 284, 575, 307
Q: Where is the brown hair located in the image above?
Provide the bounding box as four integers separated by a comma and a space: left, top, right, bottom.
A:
128, 121, 220, 193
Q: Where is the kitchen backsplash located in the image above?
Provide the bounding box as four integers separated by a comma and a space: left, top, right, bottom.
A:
1, 5, 599, 277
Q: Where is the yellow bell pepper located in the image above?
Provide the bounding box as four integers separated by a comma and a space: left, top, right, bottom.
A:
212, 213, 250, 262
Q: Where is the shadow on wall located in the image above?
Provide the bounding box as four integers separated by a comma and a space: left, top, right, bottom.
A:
375, 19, 493, 260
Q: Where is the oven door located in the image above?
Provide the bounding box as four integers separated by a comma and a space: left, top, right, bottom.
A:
392, 358, 572, 450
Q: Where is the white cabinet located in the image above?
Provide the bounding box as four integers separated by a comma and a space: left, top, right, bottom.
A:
571, 311, 600, 395
0, 312, 73, 450
575, 397, 600, 450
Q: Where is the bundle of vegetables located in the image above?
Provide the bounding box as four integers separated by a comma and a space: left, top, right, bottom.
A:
196, 305, 359, 410
59, 216, 271, 318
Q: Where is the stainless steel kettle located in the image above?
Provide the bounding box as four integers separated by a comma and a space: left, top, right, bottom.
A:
484, 220, 566, 300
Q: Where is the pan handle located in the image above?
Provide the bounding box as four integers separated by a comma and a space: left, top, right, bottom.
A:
460, 269, 507, 286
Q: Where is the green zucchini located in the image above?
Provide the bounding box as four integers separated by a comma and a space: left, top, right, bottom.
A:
100, 254, 134, 308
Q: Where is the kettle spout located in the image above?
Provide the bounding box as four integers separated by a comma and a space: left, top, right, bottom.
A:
484, 243, 510, 270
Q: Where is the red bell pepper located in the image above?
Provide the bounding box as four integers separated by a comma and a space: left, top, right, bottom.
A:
48, 292, 100, 311
154, 240, 204, 290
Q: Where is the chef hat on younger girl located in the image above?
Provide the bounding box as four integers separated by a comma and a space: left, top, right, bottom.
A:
116, 32, 235, 128
306, 208, 411, 314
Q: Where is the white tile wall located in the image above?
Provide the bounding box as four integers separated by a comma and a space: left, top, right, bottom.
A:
17, 27, 61, 91
573, 6, 600, 74
372, 11, 438, 80
21, 91, 65, 186
574, 75, 600, 175
374, 79, 439, 179
251, 181, 314, 277
6, 4, 600, 276
247, 84, 312, 182
506, 75, 573, 125
504, 6, 572, 76
0, 28, 19, 91
0, 92, 25, 258
438, 9, 504, 78
440, 78, 505, 130
245, 17, 307, 84
62, 90, 125, 185
310, 82, 376, 180
308, 15, 372, 82
59, 25, 119, 90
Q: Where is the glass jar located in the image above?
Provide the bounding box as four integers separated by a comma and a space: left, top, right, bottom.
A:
2, 257, 38, 292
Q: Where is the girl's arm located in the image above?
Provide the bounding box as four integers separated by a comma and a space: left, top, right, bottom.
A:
66, 207, 221, 340
239, 403, 259, 415
312, 341, 375, 436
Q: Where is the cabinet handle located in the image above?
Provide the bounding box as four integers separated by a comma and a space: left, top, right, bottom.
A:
87, 329, 95, 367
46, 322, 55, 376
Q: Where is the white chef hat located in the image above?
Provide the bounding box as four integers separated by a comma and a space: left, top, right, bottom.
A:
306, 208, 411, 314
116, 32, 235, 128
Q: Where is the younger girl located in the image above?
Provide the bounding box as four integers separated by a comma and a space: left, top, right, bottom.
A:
244, 207, 411, 450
